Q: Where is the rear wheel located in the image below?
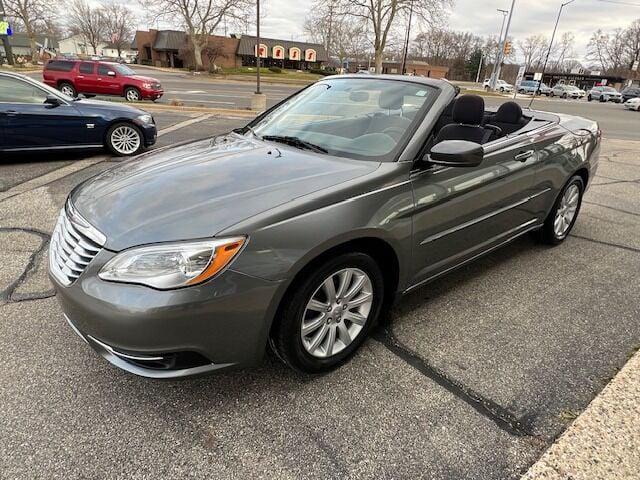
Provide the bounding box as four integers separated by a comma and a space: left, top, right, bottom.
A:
562, 93, 567, 99
538, 176, 584, 245
587, 95, 592, 102
105, 122, 145, 156
124, 87, 141, 102
59, 82, 76, 97
270, 252, 384, 373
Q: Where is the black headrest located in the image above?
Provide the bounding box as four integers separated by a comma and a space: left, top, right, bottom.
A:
452, 94, 484, 125
378, 89, 404, 110
494, 101, 523, 123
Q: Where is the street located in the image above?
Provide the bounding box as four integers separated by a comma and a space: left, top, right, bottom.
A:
1, 99, 639, 479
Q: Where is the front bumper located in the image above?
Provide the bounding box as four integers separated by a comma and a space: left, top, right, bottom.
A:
139, 123, 157, 147
140, 88, 163, 100
52, 249, 284, 378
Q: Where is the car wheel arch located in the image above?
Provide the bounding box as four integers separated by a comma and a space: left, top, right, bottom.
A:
266, 235, 401, 338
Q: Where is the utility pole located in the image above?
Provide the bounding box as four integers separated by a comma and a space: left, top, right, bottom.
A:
0, 0, 15, 66
530, 0, 576, 106
489, 8, 508, 89
493, 0, 516, 89
400, 0, 414, 75
326, 0, 335, 58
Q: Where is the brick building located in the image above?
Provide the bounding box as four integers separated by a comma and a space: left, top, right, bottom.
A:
381, 60, 449, 79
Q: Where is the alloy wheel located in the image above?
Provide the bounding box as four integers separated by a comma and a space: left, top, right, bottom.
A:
554, 184, 580, 238
300, 268, 373, 358
126, 89, 140, 101
110, 125, 141, 155
60, 84, 75, 97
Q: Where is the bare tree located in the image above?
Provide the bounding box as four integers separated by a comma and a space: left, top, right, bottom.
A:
551, 32, 575, 72
142, 0, 251, 70
68, 0, 107, 55
4, 0, 55, 61
517, 34, 548, 71
104, 3, 135, 58
338, 0, 449, 73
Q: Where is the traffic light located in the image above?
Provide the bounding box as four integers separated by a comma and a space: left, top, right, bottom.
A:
503, 41, 512, 56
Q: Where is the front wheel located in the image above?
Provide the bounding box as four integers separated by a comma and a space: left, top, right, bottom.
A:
538, 176, 584, 245
587, 95, 592, 102
562, 93, 567, 99
124, 87, 141, 102
270, 252, 384, 373
59, 82, 76, 98
105, 122, 145, 156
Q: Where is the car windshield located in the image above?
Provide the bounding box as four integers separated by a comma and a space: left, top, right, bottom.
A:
113, 64, 135, 76
249, 78, 437, 161
565, 85, 579, 90
603, 87, 616, 92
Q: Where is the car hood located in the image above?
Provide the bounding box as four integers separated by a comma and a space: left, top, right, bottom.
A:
72, 98, 145, 115
128, 75, 160, 84
71, 135, 380, 251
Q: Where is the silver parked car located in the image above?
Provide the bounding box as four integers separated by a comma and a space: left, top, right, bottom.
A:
587, 86, 622, 103
550, 84, 585, 99
51, 76, 601, 378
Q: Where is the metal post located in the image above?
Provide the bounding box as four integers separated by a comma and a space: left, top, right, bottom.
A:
0, 0, 15, 66
256, 0, 261, 94
530, 0, 575, 107
492, 0, 516, 90
400, 0, 414, 75
475, 52, 484, 84
489, 9, 508, 90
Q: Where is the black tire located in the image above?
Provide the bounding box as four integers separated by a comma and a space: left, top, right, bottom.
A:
550, 91, 555, 97
599, 96, 606, 103
58, 82, 76, 97
587, 95, 592, 102
270, 252, 385, 374
562, 93, 567, 99
124, 86, 141, 102
538, 175, 584, 245
105, 122, 146, 157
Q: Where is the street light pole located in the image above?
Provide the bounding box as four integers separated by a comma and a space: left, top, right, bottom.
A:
0, 0, 15, 66
400, 0, 414, 75
475, 52, 484, 84
492, 0, 516, 90
530, 0, 576, 106
489, 9, 508, 90
256, 0, 261, 95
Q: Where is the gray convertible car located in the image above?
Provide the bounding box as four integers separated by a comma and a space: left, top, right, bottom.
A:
50, 75, 600, 378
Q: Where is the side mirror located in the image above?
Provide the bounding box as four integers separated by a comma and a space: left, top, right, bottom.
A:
107, 70, 116, 77
427, 140, 484, 167
44, 95, 62, 107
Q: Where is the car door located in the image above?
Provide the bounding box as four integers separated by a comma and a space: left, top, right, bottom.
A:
409, 134, 540, 285
76, 62, 98, 94
0, 75, 93, 150
96, 64, 121, 96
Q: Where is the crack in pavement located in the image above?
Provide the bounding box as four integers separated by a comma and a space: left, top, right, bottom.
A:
583, 200, 640, 218
372, 327, 538, 438
569, 234, 640, 254
0, 227, 55, 305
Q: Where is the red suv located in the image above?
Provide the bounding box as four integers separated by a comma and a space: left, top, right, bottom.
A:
43, 59, 163, 102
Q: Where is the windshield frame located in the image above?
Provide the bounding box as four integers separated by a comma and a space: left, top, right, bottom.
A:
244, 77, 441, 163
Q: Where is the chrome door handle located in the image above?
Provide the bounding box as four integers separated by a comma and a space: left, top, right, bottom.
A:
4, 110, 19, 116
514, 150, 534, 162
77, 75, 85, 79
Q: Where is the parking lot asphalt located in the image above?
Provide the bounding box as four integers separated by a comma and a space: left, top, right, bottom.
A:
1, 108, 639, 479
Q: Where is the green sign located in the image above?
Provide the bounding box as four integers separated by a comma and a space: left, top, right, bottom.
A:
0, 21, 10, 36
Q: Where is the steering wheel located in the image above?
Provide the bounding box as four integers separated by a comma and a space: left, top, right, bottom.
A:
381, 126, 406, 141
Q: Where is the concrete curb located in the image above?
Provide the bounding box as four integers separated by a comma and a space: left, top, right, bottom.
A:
522, 348, 640, 479
139, 103, 258, 117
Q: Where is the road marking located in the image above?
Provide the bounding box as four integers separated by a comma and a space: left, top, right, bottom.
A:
179, 99, 236, 105
166, 90, 208, 94
157, 114, 213, 137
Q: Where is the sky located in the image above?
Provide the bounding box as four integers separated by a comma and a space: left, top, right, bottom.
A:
143, 0, 639, 61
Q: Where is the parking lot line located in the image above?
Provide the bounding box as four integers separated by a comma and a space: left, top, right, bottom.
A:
157, 114, 214, 137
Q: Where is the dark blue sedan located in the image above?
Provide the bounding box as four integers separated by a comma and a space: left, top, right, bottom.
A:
0, 72, 157, 156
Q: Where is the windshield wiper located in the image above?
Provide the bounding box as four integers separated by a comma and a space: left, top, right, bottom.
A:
261, 135, 328, 154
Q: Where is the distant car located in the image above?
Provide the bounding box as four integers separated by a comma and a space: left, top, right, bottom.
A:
483, 78, 513, 93
550, 84, 585, 99
621, 86, 640, 102
587, 86, 622, 103
356, 70, 372, 74
0, 72, 157, 156
518, 80, 551, 96
624, 97, 640, 111
43, 59, 163, 102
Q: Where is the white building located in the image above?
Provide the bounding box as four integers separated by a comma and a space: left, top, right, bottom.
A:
58, 34, 136, 61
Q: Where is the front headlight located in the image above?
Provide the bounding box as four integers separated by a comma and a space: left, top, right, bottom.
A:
137, 114, 153, 124
98, 237, 246, 289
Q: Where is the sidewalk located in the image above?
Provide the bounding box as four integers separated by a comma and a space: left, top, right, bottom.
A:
522, 348, 640, 479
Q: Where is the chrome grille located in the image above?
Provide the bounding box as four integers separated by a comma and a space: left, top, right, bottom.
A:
49, 204, 104, 286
